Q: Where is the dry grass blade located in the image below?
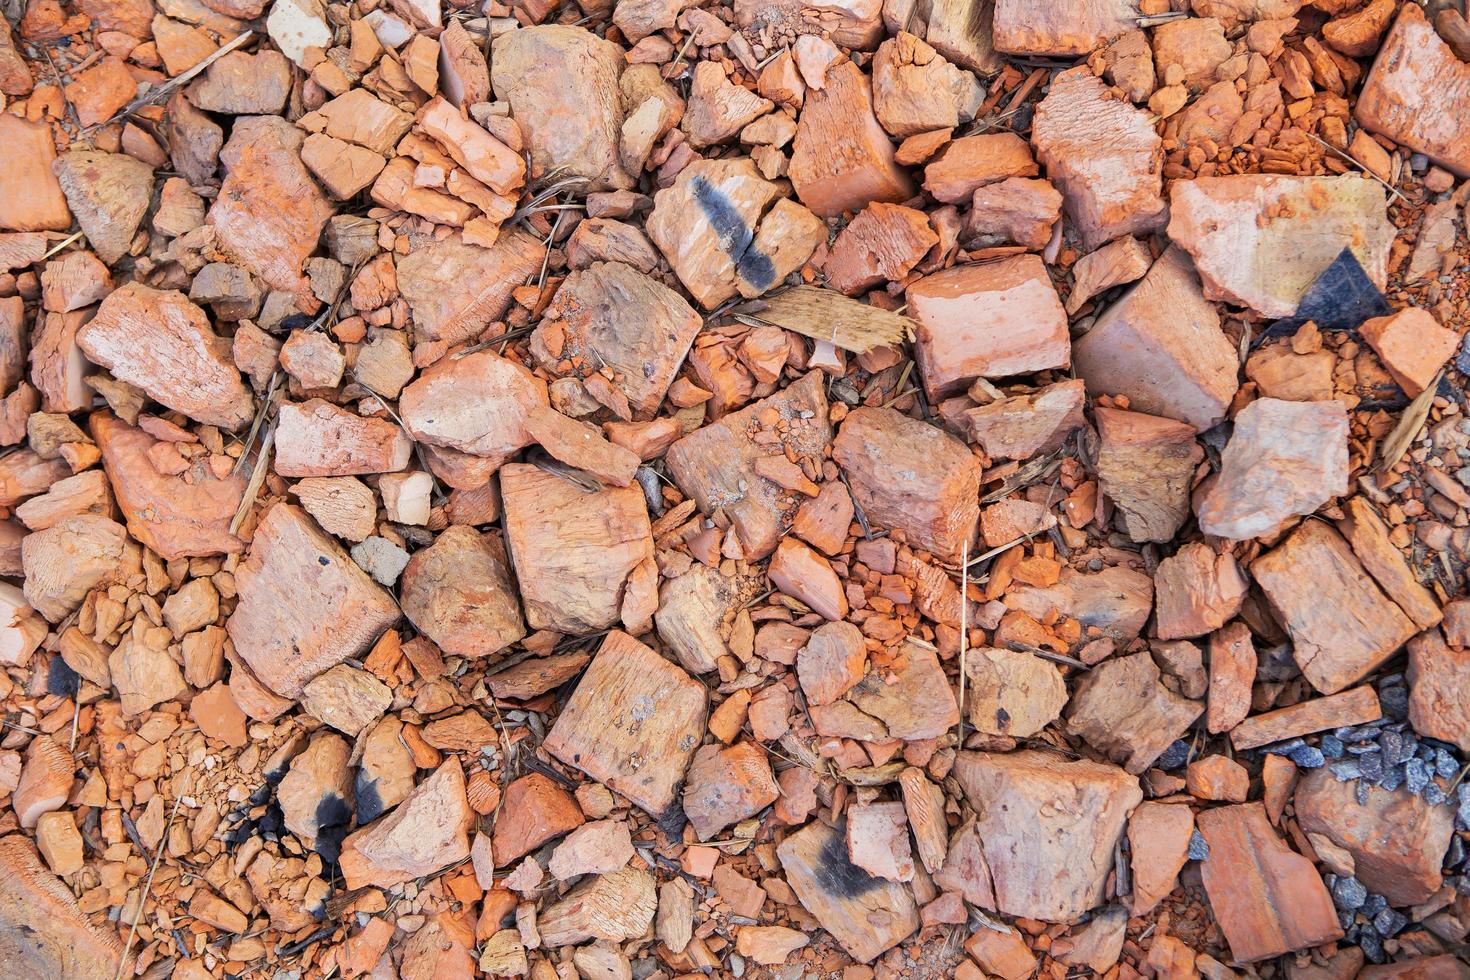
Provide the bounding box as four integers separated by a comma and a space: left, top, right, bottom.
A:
1305, 132, 1410, 206
114, 794, 184, 980
230, 422, 275, 534
1376, 372, 1441, 472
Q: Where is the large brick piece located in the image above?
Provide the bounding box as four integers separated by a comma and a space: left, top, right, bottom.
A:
1356, 4, 1470, 177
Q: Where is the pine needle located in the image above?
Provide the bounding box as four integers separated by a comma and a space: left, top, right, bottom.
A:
114, 794, 184, 980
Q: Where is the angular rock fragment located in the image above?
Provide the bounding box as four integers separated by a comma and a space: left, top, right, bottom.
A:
188, 50, 291, 113
1129, 802, 1193, 916
961, 380, 1085, 462
964, 177, 1063, 250
847, 639, 959, 741
1355, 4, 1470, 177
906, 255, 1069, 400
993, 0, 1136, 55
1066, 236, 1153, 314
52, 150, 153, 266
1252, 521, 1416, 694
1207, 622, 1255, 735
210, 116, 334, 311
1337, 497, 1441, 631
666, 371, 832, 559
275, 400, 412, 477
300, 89, 414, 157
1093, 407, 1202, 544
655, 563, 764, 675
683, 741, 778, 841
789, 59, 914, 218
871, 31, 982, 138
79, 284, 254, 430
922, 133, 1038, 205
1231, 685, 1381, 751
1195, 803, 1343, 962
847, 801, 914, 882
417, 96, 524, 195
769, 537, 846, 621
1407, 630, 1470, 753
400, 526, 524, 659
1359, 307, 1459, 398
545, 631, 707, 815
548, 819, 634, 880
949, 750, 1142, 922
1296, 767, 1452, 906
833, 406, 979, 561
1031, 67, 1166, 249
1167, 175, 1394, 318
1072, 247, 1238, 431
824, 203, 937, 295
277, 733, 353, 849
491, 25, 632, 190
963, 647, 1066, 738
1153, 543, 1247, 640
684, 61, 774, 148
397, 233, 545, 346
777, 819, 919, 963
1008, 565, 1154, 645
1066, 652, 1202, 774
301, 664, 391, 737
532, 262, 702, 420
400, 349, 547, 464
0, 115, 70, 232
500, 464, 652, 634
340, 758, 472, 889
22, 515, 129, 623
492, 773, 584, 866
539, 868, 657, 947
13, 736, 73, 828
228, 503, 399, 698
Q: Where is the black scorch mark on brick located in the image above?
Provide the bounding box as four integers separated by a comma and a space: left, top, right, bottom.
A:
814, 824, 883, 899
690, 175, 776, 292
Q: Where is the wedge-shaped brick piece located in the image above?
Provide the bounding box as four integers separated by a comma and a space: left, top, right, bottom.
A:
228, 502, 399, 698
1167, 175, 1394, 318
961, 379, 1085, 462
400, 349, 547, 464
1066, 652, 1202, 774
906, 254, 1068, 401
545, 630, 707, 815
871, 31, 984, 139
53, 150, 152, 266
833, 406, 978, 561
339, 758, 472, 889
777, 820, 919, 963
1338, 496, 1441, 631
22, 515, 129, 623
397, 232, 545, 346
1129, 802, 1193, 916
1355, 5, 1470, 177
500, 464, 652, 634
1031, 67, 1165, 249
789, 60, 915, 218
1073, 246, 1237, 431
1094, 406, 1201, 544
1197, 398, 1348, 540
0, 115, 70, 232
400, 525, 524, 659
1358, 307, 1459, 398
666, 371, 832, 559
1232, 685, 1381, 751
1252, 521, 1416, 694
0, 835, 123, 976
275, 400, 412, 477
1407, 631, 1470, 754
950, 750, 1143, 921
993, 0, 1136, 55
1196, 803, 1342, 962
79, 283, 254, 430
1153, 542, 1247, 640
684, 741, 778, 841
532, 262, 701, 420
94, 414, 245, 559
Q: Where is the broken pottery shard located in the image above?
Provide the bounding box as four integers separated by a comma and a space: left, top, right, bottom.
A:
1296, 767, 1453, 906
993, 0, 1136, 55
950, 750, 1142, 922
1198, 398, 1348, 540
0, 835, 123, 977
655, 563, 764, 675
1128, 802, 1194, 916
544, 630, 707, 816
400, 525, 524, 659
22, 515, 129, 623
275, 400, 412, 477
1066, 236, 1153, 314
848, 638, 959, 740
963, 647, 1067, 738
490, 25, 632, 190
0, 115, 71, 232
500, 464, 652, 634
78, 283, 254, 430
1066, 652, 1203, 774
777, 819, 919, 963
228, 503, 399, 698
683, 741, 779, 841
832, 406, 979, 562
532, 262, 702, 420
539, 868, 657, 947
1093, 406, 1202, 544
1195, 803, 1343, 963
1007, 565, 1154, 646
1072, 246, 1238, 431
396, 231, 545, 346
1167, 175, 1394, 318
665, 371, 832, 559
1407, 630, 1470, 753
961, 379, 1085, 462
769, 538, 847, 621
789, 59, 915, 218
52, 150, 153, 267
548, 819, 634, 880
399, 348, 547, 462
1252, 521, 1415, 694
1153, 542, 1247, 640
492, 773, 584, 866
1355, 4, 1470, 177
1337, 497, 1442, 631
210, 116, 334, 311
93, 413, 245, 559
1231, 685, 1381, 751
1359, 307, 1459, 399
906, 254, 1069, 401
339, 758, 472, 889
1031, 67, 1166, 250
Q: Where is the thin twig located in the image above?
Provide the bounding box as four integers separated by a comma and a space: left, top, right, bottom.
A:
115, 795, 185, 980
88, 31, 253, 134
956, 538, 969, 748
229, 423, 274, 535
1305, 132, 1410, 205
40, 230, 84, 261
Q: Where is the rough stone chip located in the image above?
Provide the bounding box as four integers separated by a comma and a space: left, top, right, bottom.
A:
400, 525, 524, 659
52, 150, 153, 266
963, 647, 1067, 738
1066, 651, 1202, 774
1093, 406, 1202, 544
339, 758, 472, 889
1355, 4, 1470, 177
